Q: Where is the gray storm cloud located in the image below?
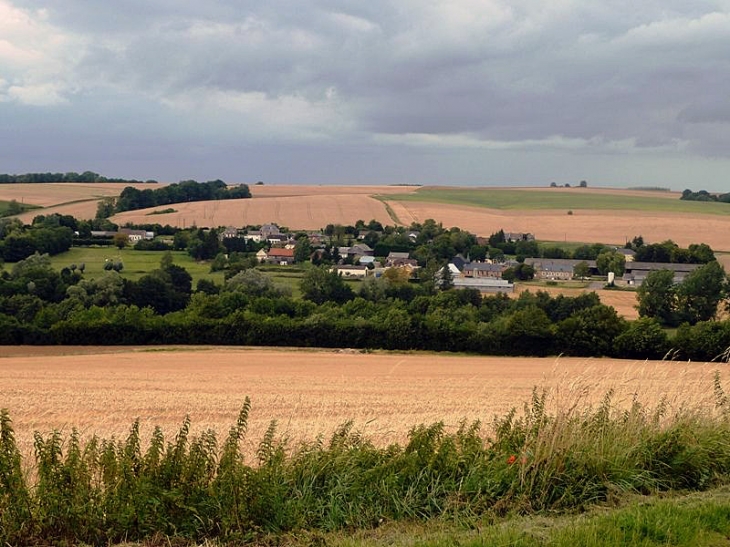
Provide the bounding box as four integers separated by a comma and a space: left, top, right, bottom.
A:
2, 0, 730, 187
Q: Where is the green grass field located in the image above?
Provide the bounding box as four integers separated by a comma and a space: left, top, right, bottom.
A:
386, 187, 730, 215
46, 247, 225, 284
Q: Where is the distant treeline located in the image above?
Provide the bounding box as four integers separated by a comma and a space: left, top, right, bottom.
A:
0, 171, 156, 184
681, 189, 730, 203
109, 179, 251, 215
628, 186, 671, 192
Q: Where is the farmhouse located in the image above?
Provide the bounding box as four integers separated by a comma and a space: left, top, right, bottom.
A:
220, 226, 239, 239
258, 247, 295, 265
622, 262, 701, 285
118, 228, 152, 242
385, 252, 417, 268
462, 262, 506, 278
504, 232, 535, 243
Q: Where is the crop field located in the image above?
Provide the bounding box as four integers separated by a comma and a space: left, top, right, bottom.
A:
387, 187, 729, 213
111, 193, 399, 230
384, 199, 730, 250
515, 284, 639, 319
0, 346, 722, 462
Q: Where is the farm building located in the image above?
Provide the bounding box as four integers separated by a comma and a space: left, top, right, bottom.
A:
525, 258, 598, 280
622, 262, 701, 285
462, 262, 507, 278
258, 247, 295, 265
118, 228, 153, 242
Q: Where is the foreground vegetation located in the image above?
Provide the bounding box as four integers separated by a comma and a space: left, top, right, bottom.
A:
3, 379, 730, 545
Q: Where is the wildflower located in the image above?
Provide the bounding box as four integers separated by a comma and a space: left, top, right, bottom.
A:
507, 455, 517, 465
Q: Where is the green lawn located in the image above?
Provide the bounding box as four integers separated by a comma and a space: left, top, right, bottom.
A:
46, 247, 225, 284
385, 187, 730, 215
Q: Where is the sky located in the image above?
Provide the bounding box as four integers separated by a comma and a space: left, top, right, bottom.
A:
1, 1, 730, 190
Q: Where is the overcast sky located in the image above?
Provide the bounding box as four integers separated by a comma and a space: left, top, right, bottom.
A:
2, 1, 730, 190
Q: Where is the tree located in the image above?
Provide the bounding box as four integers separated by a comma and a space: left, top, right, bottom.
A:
614, 318, 670, 359
113, 233, 128, 250
596, 251, 626, 276
300, 266, 354, 305
579, 180, 587, 188
225, 269, 276, 296
502, 263, 535, 282
440, 263, 454, 290
636, 269, 677, 326
555, 305, 626, 356
294, 237, 312, 264
676, 261, 726, 324
574, 261, 590, 280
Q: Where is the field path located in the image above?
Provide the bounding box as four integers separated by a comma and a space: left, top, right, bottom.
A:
1, 347, 722, 461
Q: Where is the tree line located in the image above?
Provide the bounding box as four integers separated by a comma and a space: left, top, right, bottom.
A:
0, 171, 156, 184
680, 188, 730, 203
104, 179, 251, 215
1, 251, 730, 361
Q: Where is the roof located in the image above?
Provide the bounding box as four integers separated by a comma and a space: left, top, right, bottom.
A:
267, 248, 295, 257
525, 258, 597, 269
463, 262, 505, 272
625, 262, 701, 273
387, 251, 410, 259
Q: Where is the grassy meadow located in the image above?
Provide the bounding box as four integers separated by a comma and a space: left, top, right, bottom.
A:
45, 247, 225, 283
387, 187, 730, 214
19, 247, 360, 292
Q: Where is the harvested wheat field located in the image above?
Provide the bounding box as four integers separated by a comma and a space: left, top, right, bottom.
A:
1, 346, 723, 462
1, 182, 157, 223
388, 201, 730, 250
111, 193, 397, 230
515, 285, 639, 320
0, 182, 139, 208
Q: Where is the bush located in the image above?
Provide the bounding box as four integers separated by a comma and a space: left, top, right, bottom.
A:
4, 385, 730, 545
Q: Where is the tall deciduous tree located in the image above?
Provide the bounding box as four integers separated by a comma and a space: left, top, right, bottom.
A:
676, 261, 727, 324
636, 269, 677, 326
300, 266, 354, 305
596, 251, 626, 276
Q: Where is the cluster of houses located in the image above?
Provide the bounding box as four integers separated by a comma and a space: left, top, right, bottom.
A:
91, 223, 704, 289
442, 251, 703, 294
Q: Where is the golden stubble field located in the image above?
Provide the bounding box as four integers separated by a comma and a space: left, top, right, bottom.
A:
515, 284, 639, 320
1, 347, 724, 463
389, 201, 730, 250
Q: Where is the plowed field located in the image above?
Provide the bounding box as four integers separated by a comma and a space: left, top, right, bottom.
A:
1, 347, 722, 461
